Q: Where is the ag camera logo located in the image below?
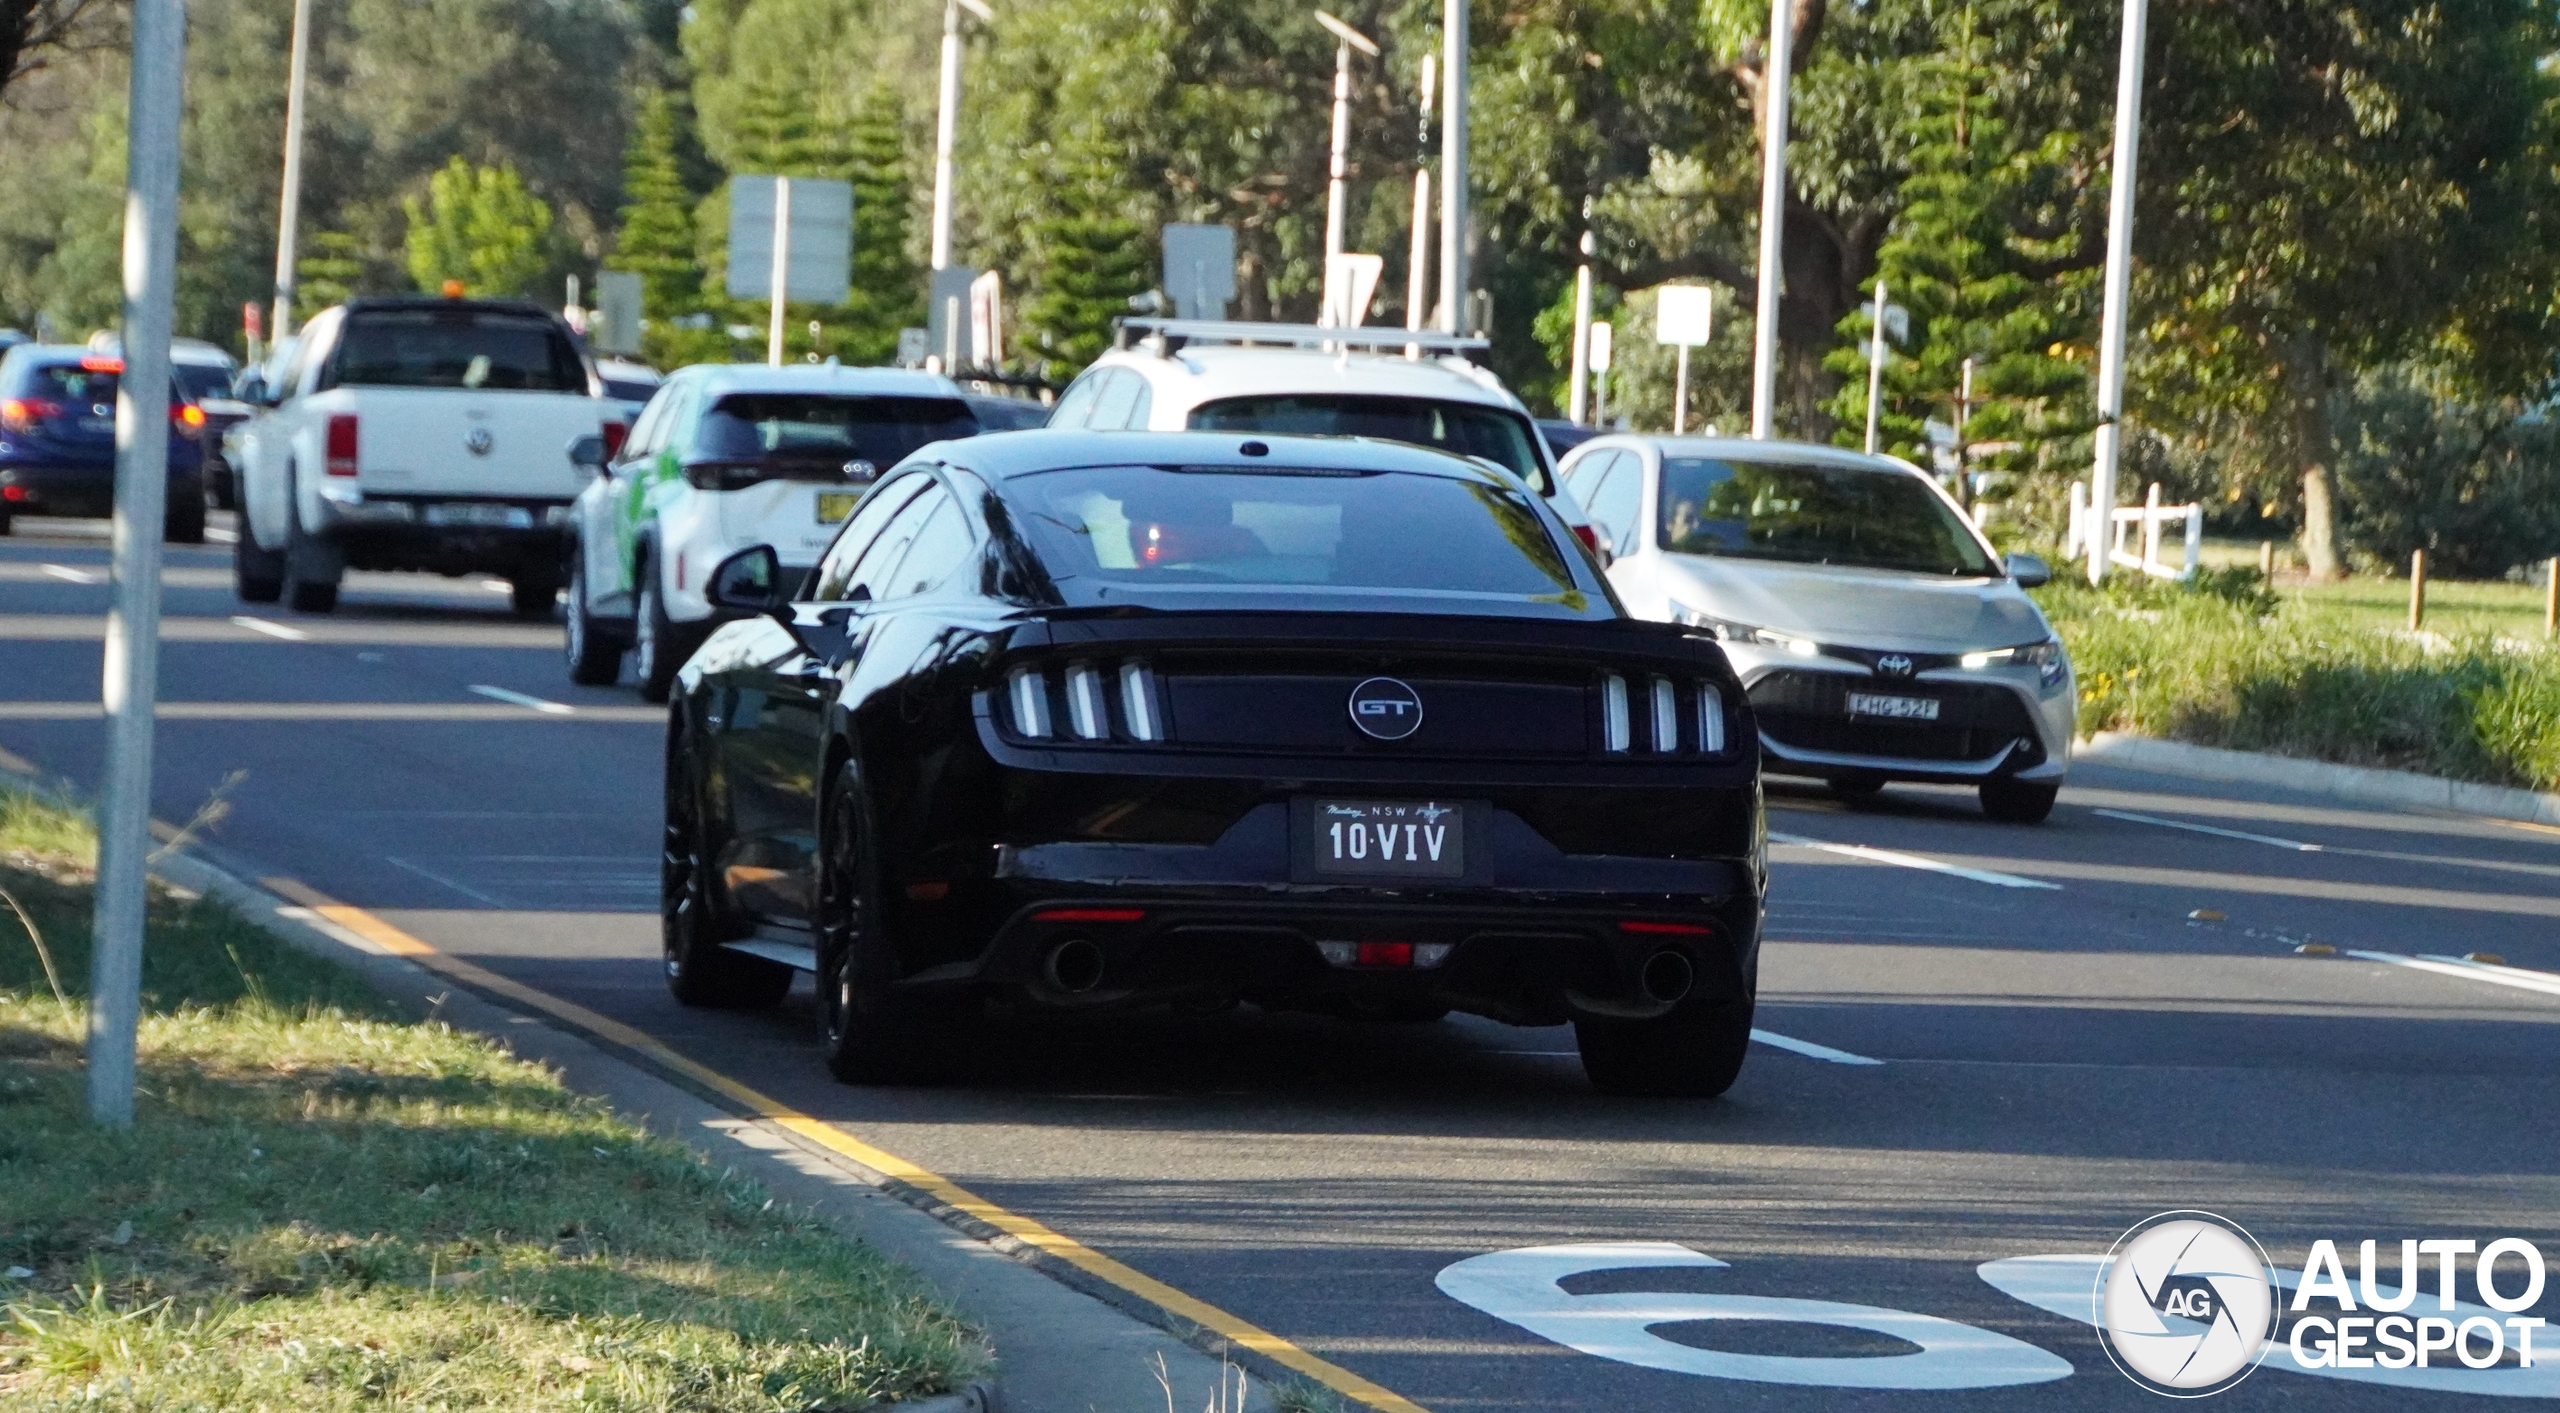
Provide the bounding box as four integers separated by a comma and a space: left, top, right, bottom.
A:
2096, 1211, 2276, 1397
1347, 677, 1423, 741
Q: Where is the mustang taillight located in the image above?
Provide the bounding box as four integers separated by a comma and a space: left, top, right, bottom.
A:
1604, 672, 1735, 757
1009, 658, 1166, 744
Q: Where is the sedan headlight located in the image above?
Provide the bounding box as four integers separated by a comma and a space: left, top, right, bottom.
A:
1670, 602, 1821, 657
1962, 639, 2067, 688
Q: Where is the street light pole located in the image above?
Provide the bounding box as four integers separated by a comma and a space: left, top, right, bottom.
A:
928, 0, 994, 273
90, 0, 186, 1128
1314, 12, 1377, 268
1568, 220, 1595, 424
1864, 277, 1887, 454
270, 0, 314, 340
2087, 0, 2149, 584
1438, 0, 1468, 335
1405, 54, 1435, 333
1748, 0, 1793, 439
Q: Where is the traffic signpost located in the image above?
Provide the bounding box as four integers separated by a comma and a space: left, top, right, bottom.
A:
728, 175, 853, 366
1656, 284, 1714, 435
1162, 224, 1237, 322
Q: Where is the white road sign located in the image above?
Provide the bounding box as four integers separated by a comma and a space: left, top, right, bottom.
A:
726, 175, 853, 305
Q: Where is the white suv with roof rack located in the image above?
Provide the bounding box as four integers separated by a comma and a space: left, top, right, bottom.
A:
1050, 320, 1598, 551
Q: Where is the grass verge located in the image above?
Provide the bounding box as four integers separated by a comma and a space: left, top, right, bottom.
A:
0, 782, 986, 1410
2037, 572, 2560, 793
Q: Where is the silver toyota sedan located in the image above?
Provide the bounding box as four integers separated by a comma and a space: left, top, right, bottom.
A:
1559, 435, 2074, 822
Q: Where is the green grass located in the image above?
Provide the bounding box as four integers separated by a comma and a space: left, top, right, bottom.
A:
0, 783, 986, 1411
2190, 538, 2549, 638
2038, 572, 2560, 793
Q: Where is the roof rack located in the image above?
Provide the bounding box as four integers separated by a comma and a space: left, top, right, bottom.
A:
1114, 318, 1490, 356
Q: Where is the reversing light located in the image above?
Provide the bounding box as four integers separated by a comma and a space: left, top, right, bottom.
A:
1119, 661, 1160, 742
1065, 662, 1108, 740
1651, 678, 1679, 753
1697, 683, 1727, 753
1008, 667, 1050, 738
1602, 674, 1630, 753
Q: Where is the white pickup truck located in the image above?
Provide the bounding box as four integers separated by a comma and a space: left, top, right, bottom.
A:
229, 296, 622, 614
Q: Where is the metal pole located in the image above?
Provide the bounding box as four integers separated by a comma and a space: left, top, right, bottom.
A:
1674, 345, 1690, 436
767, 177, 792, 367
1437, 0, 1467, 334
929, 0, 963, 271
2088, 0, 2150, 584
1954, 355, 1973, 510
270, 0, 314, 340
1406, 54, 1434, 333
1863, 277, 1887, 454
89, 0, 186, 1129
1748, 0, 1792, 439
1568, 225, 1594, 424
1325, 37, 1352, 264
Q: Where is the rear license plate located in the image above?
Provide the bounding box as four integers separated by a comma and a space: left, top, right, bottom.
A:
1846, 692, 1941, 721
815, 492, 858, 523
1308, 799, 1466, 879
78, 416, 115, 434
424, 502, 532, 528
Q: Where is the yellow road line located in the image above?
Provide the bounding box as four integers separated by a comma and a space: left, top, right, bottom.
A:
258, 876, 1433, 1413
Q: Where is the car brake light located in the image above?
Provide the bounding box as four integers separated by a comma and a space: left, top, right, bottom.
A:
601, 420, 628, 460
0, 398, 57, 433
1034, 908, 1145, 923
1572, 523, 1602, 554
79, 356, 123, 373
171, 403, 206, 431
1356, 942, 1415, 968
325, 414, 359, 476
1619, 921, 1714, 936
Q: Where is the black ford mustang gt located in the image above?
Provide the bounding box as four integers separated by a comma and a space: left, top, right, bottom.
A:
665, 429, 1768, 1095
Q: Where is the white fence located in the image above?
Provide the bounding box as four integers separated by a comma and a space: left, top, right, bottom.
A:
2067, 481, 2201, 581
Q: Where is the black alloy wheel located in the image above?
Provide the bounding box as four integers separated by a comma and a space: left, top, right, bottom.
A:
661, 715, 791, 1009
563, 545, 623, 686
1979, 778, 2060, 824
815, 761, 937, 1084
1574, 991, 1757, 1098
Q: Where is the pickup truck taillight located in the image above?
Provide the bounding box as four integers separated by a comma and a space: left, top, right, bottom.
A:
325, 414, 359, 477
600, 420, 628, 460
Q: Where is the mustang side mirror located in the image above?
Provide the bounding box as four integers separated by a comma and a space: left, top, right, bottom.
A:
707, 545, 788, 617
566, 433, 609, 473
2005, 552, 2052, 588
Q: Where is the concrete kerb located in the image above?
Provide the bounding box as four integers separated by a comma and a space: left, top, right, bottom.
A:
122, 836, 1283, 1413
2078, 731, 2560, 827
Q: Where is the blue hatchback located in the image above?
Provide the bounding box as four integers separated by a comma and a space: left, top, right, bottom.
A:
0, 345, 207, 542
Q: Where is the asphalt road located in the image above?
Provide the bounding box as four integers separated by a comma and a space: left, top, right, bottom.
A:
6, 512, 2556, 1411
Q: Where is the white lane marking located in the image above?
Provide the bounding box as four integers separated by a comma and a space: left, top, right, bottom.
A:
384, 856, 508, 907
1768, 832, 2062, 890
1441, 1244, 2073, 1390
206, 525, 238, 543
2094, 807, 2322, 852
228, 615, 309, 641
475, 577, 512, 592
1751, 1028, 1885, 1065
2344, 949, 2560, 999
467, 684, 576, 716
2417, 953, 2560, 990
40, 564, 98, 584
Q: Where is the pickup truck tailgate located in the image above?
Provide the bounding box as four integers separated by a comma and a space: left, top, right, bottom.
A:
354, 389, 607, 500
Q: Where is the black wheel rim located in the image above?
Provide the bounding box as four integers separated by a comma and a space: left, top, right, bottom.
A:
819, 783, 866, 1049
662, 735, 704, 979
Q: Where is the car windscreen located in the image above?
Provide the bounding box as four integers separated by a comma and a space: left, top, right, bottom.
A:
964, 395, 1051, 430
1657, 457, 1998, 577
1009, 464, 1583, 602
602, 377, 659, 403
172, 364, 236, 401
332, 311, 588, 392
1186, 394, 1550, 493
692, 394, 978, 471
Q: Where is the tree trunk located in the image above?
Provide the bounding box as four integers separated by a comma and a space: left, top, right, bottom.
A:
2287, 337, 2342, 580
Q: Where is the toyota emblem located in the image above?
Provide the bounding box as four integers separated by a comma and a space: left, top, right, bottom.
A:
1875, 653, 1916, 679
464, 427, 495, 457
1348, 677, 1423, 741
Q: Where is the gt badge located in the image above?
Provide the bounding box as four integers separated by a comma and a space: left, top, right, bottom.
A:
1348, 677, 1423, 741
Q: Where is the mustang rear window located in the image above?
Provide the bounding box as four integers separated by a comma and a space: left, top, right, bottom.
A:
1011, 465, 1578, 598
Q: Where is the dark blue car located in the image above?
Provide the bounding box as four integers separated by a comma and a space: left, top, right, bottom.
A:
0, 345, 207, 542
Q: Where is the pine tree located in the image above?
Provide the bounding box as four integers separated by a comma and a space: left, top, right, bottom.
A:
831, 87, 921, 367
609, 88, 703, 321
1021, 155, 1150, 377
1824, 2, 2088, 490
402, 158, 554, 297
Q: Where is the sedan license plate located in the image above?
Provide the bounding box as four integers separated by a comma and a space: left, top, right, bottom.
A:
1846, 691, 1941, 721
1309, 799, 1465, 879
815, 492, 858, 524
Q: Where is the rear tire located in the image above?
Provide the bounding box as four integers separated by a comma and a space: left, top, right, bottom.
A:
564, 546, 624, 686
1979, 779, 2059, 824
1575, 993, 1755, 1098
0, 510, 13, 536
816, 761, 941, 1084
663, 714, 792, 1009
282, 473, 341, 614
165, 496, 205, 545
234, 519, 285, 603
634, 554, 696, 705
510, 568, 561, 618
